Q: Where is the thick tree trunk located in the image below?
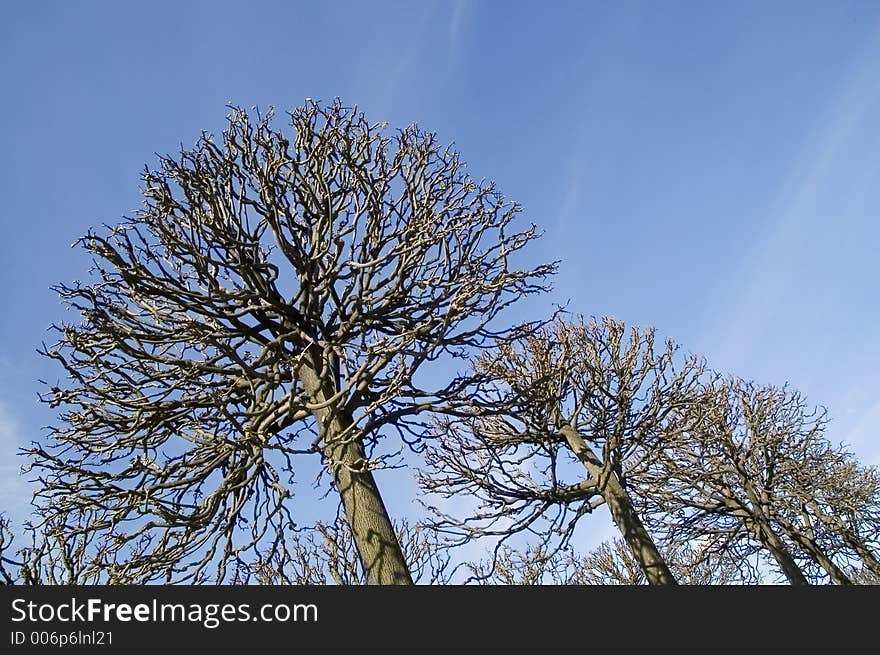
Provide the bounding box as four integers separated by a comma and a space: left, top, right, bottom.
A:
297, 355, 413, 585
322, 413, 414, 585
561, 425, 678, 585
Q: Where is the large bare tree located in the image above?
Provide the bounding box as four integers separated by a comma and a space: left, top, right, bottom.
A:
26, 100, 554, 584
419, 316, 706, 585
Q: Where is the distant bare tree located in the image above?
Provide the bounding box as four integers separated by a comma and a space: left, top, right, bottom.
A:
643, 379, 855, 585
419, 317, 707, 585
0, 514, 18, 584
26, 99, 554, 584
464, 538, 744, 585
0, 512, 102, 585
464, 544, 573, 585
850, 566, 880, 585
573, 538, 745, 585
784, 447, 880, 580
231, 516, 453, 585
463, 542, 644, 586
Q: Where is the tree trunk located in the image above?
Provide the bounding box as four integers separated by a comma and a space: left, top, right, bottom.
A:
323, 413, 414, 585
753, 518, 810, 585
783, 525, 852, 585
738, 479, 809, 586
561, 425, 677, 585
297, 355, 413, 585
811, 505, 880, 578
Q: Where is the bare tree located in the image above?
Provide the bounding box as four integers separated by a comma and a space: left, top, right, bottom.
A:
464, 542, 650, 586
0, 514, 18, 585
26, 99, 554, 584
463, 544, 574, 585
464, 538, 744, 585
850, 566, 880, 585
784, 447, 880, 580
231, 516, 453, 585
642, 379, 856, 585
573, 538, 745, 585
0, 512, 101, 585
419, 316, 707, 585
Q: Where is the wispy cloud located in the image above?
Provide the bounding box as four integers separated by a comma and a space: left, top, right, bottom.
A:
351, 3, 438, 120
448, 0, 468, 54
555, 158, 587, 233
705, 22, 880, 368
693, 22, 880, 469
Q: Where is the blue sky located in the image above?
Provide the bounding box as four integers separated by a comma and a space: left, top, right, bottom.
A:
2, 1, 879, 556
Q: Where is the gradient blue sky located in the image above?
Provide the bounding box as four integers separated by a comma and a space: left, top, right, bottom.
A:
2, 1, 879, 551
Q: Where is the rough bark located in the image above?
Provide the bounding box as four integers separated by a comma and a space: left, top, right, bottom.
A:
298, 354, 412, 585
323, 424, 413, 585
561, 425, 677, 586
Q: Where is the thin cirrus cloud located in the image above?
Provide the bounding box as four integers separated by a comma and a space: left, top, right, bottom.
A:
448, 0, 469, 54
696, 22, 880, 464
707, 26, 880, 365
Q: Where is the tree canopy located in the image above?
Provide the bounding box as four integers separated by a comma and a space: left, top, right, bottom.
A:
22, 100, 554, 584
